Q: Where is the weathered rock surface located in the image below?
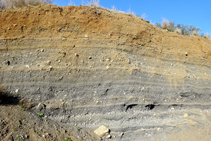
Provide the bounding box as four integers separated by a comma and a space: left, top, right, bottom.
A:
1, 5, 211, 141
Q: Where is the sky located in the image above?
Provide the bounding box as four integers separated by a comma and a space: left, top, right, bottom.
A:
53, 0, 211, 34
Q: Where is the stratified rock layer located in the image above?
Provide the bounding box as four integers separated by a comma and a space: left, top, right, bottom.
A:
1, 5, 211, 141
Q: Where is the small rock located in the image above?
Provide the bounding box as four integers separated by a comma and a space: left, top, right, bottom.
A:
89, 56, 92, 59
49, 66, 53, 71
15, 89, 19, 93
37, 103, 45, 110
107, 135, 111, 139
47, 60, 51, 65
184, 113, 188, 118
94, 125, 109, 137
106, 58, 110, 61
95, 100, 99, 104
41, 49, 44, 52
13, 24, 17, 27
75, 53, 79, 57
24, 134, 28, 138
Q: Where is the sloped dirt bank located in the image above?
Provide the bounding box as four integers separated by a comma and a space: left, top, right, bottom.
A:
1, 5, 211, 141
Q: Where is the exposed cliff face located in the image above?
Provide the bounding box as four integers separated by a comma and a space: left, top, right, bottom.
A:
1, 5, 211, 141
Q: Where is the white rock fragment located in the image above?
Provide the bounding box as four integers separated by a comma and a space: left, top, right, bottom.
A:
94, 125, 109, 137
184, 113, 188, 118
49, 66, 53, 71
47, 60, 51, 65
15, 89, 19, 93
106, 58, 110, 61
59, 76, 63, 80
107, 135, 111, 139
37, 103, 45, 110
95, 100, 99, 104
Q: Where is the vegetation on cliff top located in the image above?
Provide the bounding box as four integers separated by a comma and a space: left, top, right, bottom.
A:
0, 0, 52, 9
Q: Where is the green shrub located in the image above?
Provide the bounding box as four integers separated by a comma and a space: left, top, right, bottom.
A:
155, 18, 201, 36
37, 113, 43, 117
64, 137, 72, 141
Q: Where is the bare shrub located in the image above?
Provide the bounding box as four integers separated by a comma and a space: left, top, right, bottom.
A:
191, 30, 199, 36
202, 33, 211, 39
205, 33, 210, 39
162, 18, 169, 29
88, 0, 100, 7
0, 0, 52, 9
174, 28, 182, 34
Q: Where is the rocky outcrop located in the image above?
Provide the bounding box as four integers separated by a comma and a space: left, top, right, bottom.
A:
1, 5, 211, 140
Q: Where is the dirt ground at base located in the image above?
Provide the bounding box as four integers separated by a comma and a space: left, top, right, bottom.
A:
0, 104, 97, 141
